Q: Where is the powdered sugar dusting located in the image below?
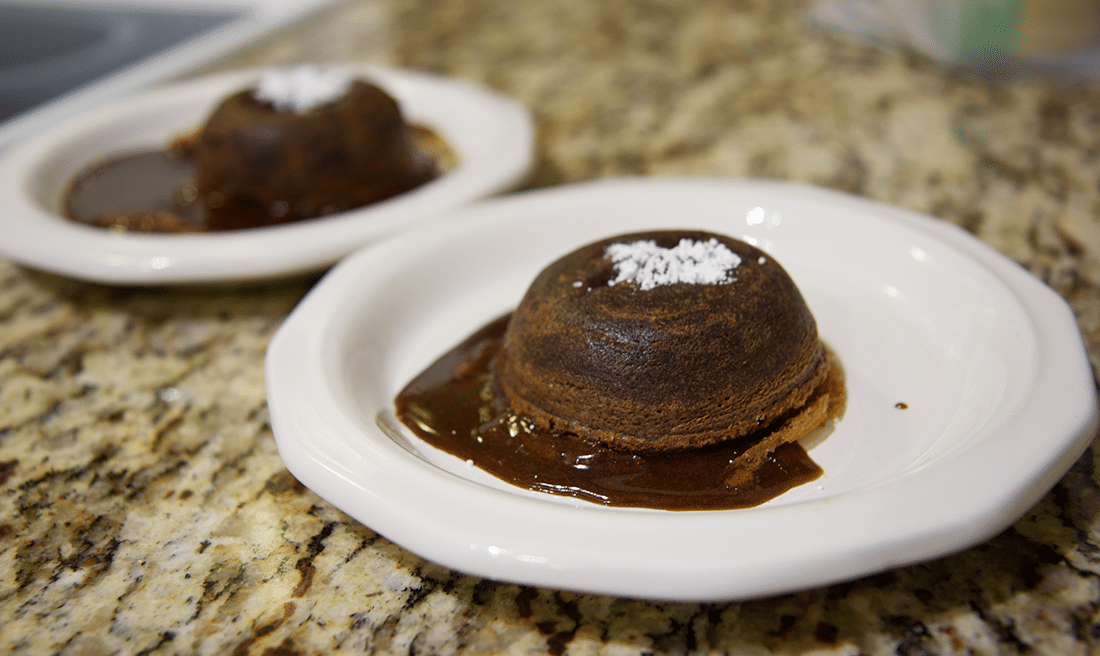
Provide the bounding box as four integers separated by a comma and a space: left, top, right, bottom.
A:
254, 65, 354, 113
605, 238, 742, 290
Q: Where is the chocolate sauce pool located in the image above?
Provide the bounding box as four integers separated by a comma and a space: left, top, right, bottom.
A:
65, 150, 210, 232
63, 126, 450, 232
395, 314, 836, 511
65, 149, 344, 232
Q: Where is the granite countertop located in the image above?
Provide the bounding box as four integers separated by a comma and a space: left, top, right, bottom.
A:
4, 0, 1100, 653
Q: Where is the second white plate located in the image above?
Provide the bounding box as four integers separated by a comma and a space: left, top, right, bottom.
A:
265, 178, 1098, 601
0, 64, 533, 284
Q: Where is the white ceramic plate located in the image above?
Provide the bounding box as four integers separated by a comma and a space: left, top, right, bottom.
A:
265, 178, 1098, 601
0, 64, 533, 284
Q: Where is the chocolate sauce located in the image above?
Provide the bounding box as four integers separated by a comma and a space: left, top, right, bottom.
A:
65, 150, 206, 232
63, 125, 451, 233
395, 315, 830, 511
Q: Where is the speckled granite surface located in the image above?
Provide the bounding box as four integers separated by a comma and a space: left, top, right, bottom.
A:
3, 0, 1100, 653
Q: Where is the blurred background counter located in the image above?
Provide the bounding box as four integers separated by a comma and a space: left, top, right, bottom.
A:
2, 0, 1100, 653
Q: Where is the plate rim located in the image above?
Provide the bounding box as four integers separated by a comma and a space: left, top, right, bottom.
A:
265, 177, 1099, 601
0, 63, 534, 285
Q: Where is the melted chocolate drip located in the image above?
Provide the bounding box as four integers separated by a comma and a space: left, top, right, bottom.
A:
62, 125, 446, 233
395, 315, 827, 511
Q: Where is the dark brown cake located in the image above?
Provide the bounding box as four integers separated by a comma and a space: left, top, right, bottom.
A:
496, 230, 831, 453
177, 79, 437, 227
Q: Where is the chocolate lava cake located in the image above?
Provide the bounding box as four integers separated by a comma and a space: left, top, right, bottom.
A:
496, 230, 834, 453
176, 75, 437, 227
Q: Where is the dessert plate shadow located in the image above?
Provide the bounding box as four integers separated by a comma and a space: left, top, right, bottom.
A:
0, 64, 533, 285
265, 178, 1098, 601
